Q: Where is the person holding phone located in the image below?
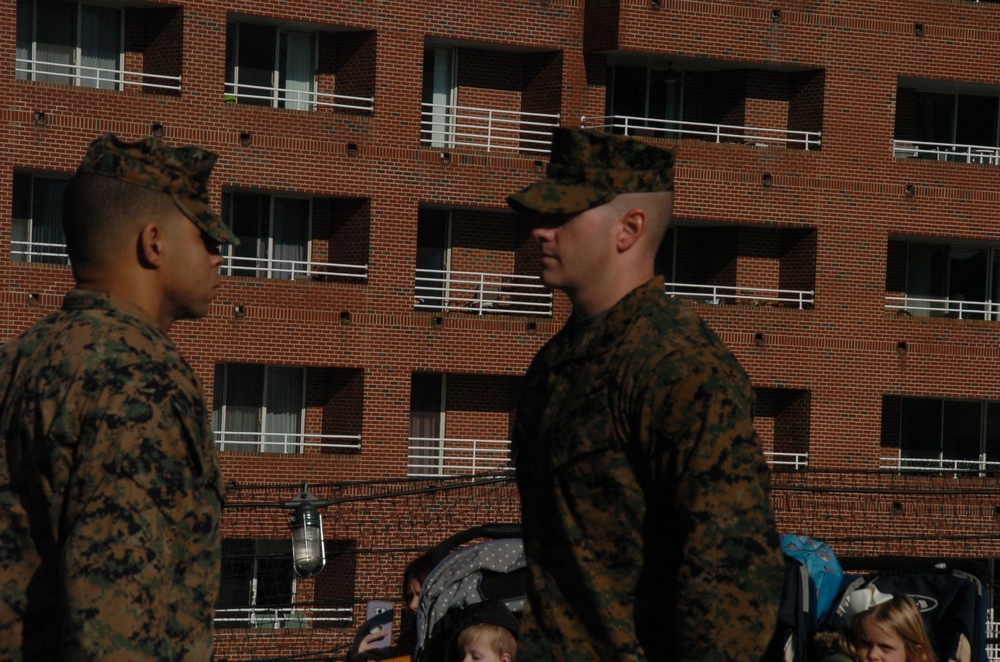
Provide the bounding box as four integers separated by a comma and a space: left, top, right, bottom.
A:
349, 552, 435, 662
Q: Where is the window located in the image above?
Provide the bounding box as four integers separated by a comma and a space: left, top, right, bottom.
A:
914, 91, 998, 151
606, 64, 683, 137
17, 0, 121, 89
213, 364, 305, 453
409, 373, 445, 474
892, 396, 1000, 472
222, 192, 311, 279
414, 209, 452, 310
421, 47, 456, 147
12, 173, 68, 264
226, 21, 315, 109
217, 539, 295, 629
893, 240, 1000, 320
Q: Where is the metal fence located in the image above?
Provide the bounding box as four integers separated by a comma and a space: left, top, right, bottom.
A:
666, 281, 815, 309
223, 254, 368, 281
17, 58, 181, 92
215, 431, 362, 454
414, 268, 552, 316
893, 139, 1000, 165
582, 114, 822, 149
407, 437, 512, 477
224, 81, 374, 112
885, 295, 1000, 321
215, 605, 352, 629
420, 103, 559, 154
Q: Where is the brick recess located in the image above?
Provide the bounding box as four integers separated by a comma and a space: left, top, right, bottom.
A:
5, 0, 1000, 658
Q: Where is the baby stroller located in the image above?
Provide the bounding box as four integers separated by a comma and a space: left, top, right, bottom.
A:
412, 524, 525, 662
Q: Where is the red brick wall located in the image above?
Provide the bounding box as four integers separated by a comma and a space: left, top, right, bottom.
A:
8, 0, 1000, 657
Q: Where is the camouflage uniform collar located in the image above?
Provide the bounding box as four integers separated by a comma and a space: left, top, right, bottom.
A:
543, 275, 666, 366
62, 289, 166, 337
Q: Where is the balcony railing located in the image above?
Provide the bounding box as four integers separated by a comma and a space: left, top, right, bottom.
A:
421, 103, 559, 154
880, 455, 1000, 474
215, 605, 352, 629
893, 139, 1000, 165
223, 254, 368, 281
224, 81, 374, 112
215, 431, 362, 453
407, 436, 512, 477
582, 115, 822, 150
16, 58, 181, 92
666, 282, 814, 309
414, 268, 552, 316
11, 240, 70, 265
765, 451, 809, 470
885, 295, 999, 321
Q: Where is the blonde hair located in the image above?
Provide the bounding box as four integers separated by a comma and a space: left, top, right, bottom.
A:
842, 593, 937, 662
458, 622, 516, 660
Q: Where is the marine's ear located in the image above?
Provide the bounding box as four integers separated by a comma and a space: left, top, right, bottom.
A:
137, 221, 166, 268
615, 207, 648, 253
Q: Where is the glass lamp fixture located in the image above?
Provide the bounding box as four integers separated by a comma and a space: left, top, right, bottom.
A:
283, 485, 332, 578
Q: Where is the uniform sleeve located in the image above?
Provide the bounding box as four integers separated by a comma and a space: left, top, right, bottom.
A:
61, 364, 221, 661
642, 354, 783, 662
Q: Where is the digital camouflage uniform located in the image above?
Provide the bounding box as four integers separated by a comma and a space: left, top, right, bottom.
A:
0, 133, 236, 660
508, 128, 783, 661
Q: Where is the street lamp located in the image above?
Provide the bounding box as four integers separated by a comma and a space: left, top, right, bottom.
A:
282, 485, 333, 578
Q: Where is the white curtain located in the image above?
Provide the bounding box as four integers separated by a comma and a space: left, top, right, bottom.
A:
281, 31, 314, 110
263, 367, 303, 453
81, 6, 120, 90
16, 0, 32, 80
31, 177, 68, 264
272, 197, 309, 279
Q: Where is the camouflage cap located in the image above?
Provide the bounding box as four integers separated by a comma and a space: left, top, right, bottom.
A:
76, 133, 239, 245
507, 127, 674, 215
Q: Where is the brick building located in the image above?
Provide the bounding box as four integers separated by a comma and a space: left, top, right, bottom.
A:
4, 0, 1000, 658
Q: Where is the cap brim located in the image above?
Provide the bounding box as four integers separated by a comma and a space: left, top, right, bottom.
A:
507, 180, 615, 215
174, 197, 240, 245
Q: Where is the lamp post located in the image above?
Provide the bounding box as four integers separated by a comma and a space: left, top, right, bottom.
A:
281, 485, 333, 578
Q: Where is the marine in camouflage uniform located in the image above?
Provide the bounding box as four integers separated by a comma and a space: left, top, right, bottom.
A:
0, 133, 238, 660
508, 128, 783, 661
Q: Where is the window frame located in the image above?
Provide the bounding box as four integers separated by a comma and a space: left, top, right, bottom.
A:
221, 191, 314, 280
213, 363, 307, 453
12, 171, 70, 265
16, 0, 124, 90
225, 20, 318, 110
898, 396, 1000, 471
217, 538, 297, 629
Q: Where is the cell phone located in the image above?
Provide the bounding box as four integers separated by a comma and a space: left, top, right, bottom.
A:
364, 600, 393, 650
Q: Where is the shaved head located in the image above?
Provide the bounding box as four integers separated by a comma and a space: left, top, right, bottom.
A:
62, 174, 182, 279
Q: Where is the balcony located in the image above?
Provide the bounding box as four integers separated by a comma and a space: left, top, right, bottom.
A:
422, 42, 562, 155
11, 239, 69, 265
224, 81, 373, 113
414, 268, 551, 316
16, 58, 181, 93
420, 103, 558, 154
667, 282, 814, 309
884, 295, 1000, 321
660, 224, 817, 311
215, 605, 351, 629
880, 455, 1000, 475
583, 115, 820, 149
765, 452, 809, 471
893, 140, 1000, 165
223, 254, 367, 281
214, 431, 361, 453
598, 61, 824, 152
407, 436, 512, 477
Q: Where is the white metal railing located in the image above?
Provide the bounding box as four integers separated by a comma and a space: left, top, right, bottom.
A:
16, 58, 181, 92
421, 103, 559, 154
215, 431, 361, 453
414, 268, 553, 316
880, 455, 1000, 473
407, 437, 512, 477
223, 254, 368, 281
988, 618, 999, 661
215, 605, 352, 628
884, 295, 999, 321
582, 115, 822, 150
224, 81, 374, 112
666, 282, 814, 309
10, 240, 70, 264
765, 452, 809, 470
893, 139, 1000, 165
